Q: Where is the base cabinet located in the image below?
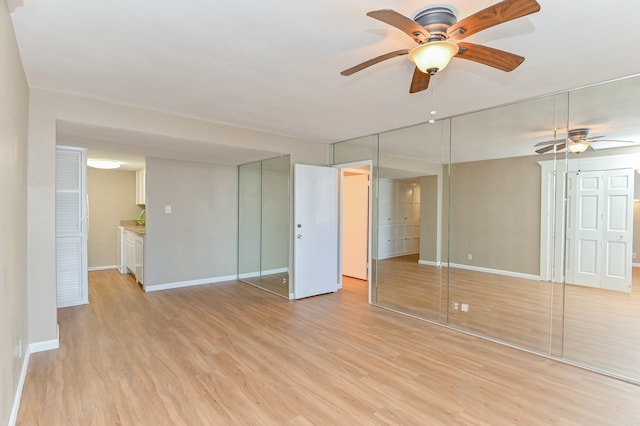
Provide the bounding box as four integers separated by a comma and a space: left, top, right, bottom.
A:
122, 229, 144, 285
134, 234, 144, 285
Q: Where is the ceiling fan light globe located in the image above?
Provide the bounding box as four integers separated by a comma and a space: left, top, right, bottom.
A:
568, 140, 590, 154
409, 41, 458, 74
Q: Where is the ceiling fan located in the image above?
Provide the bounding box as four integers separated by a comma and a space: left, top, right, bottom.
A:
341, 0, 541, 93
534, 128, 635, 154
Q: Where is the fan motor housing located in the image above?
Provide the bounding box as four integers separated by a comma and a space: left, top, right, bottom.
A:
568, 128, 590, 140
413, 7, 457, 40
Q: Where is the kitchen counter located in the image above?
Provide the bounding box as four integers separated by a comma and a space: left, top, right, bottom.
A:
120, 220, 145, 236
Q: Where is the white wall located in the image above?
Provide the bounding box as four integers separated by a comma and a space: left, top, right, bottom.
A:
1, 1, 29, 423
26, 88, 329, 345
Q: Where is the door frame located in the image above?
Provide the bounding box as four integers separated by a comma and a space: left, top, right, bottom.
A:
333, 160, 373, 304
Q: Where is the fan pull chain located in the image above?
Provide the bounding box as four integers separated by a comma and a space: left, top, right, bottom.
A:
429, 79, 437, 124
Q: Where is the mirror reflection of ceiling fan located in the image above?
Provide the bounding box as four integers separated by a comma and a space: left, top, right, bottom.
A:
534, 128, 635, 154
341, 0, 541, 93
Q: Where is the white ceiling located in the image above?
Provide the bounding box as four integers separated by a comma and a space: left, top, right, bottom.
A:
8, 0, 640, 163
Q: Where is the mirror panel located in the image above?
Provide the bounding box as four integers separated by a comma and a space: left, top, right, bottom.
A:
238, 161, 262, 286
561, 75, 640, 380
375, 121, 448, 321
260, 156, 290, 297
238, 156, 291, 298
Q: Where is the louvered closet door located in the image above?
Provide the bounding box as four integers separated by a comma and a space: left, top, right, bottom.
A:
56, 147, 88, 307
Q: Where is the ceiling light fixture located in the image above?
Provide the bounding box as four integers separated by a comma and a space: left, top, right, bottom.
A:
567, 140, 590, 154
409, 41, 459, 75
87, 159, 121, 169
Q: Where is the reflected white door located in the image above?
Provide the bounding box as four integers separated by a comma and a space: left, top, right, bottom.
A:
293, 164, 338, 299
572, 171, 603, 287
342, 173, 369, 280
571, 169, 633, 292
602, 169, 633, 292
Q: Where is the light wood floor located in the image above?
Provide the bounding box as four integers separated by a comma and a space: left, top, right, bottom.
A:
18, 269, 640, 425
375, 254, 640, 381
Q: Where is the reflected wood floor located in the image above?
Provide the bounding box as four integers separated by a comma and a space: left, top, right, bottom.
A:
18, 269, 640, 425
375, 254, 640, 381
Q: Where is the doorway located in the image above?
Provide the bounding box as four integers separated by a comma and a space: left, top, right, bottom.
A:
336, 161, 372, 303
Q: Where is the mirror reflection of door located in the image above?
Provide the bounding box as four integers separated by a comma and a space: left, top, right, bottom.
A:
566, 169, 633, 292
342, 169, 369, 280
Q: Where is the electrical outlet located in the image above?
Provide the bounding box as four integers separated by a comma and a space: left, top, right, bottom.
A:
633, 252, 637, 259
461, 303, 469, 312
467, 253, 473, 261
453, 302, 459, 310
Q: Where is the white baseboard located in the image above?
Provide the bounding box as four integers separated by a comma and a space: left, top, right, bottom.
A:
30, 324, 60, 353
448, 262, 540, 281
238, 267, 289, 279
9, 346, 31, 426
88, 265, 117, 271
633, 262, 640, 268
144, 274, 238, 292
418, 259, 441, 267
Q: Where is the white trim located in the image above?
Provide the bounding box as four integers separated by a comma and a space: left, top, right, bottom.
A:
30, 324, 60, 353
449, 262, 540, 282
418, 259, 441, 267
238, 267, 289, 279
634, 262, 640, 268
9, 347, 31, 426
144, 274, 237, 292
88, 265, 118, 271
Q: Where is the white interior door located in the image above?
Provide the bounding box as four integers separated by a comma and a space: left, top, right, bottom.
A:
342, 172, 369, 280
601, 169, 633, 292
56, 146, 88, 307
570, 169, 633, 292
572, 171, 603, 287
293, 164, 338, 299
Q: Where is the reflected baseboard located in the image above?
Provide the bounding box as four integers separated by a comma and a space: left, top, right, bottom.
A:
238, 267, 289, 279
448, 262, 540, 281
418, 259, 442, 267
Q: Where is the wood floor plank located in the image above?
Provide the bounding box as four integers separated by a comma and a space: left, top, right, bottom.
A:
17, 269, 640, 425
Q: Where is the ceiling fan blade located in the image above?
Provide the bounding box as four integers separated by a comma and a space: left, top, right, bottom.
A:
367, 9, 429, 43
535, 143, 565, 154
534, 139, 558, 147
535, 144, 556, 154
340, 49, 410, 76
590, 138, 636, 143
455, 42, 524, 71
447, 0, 541, 41
409, 67, 430, 93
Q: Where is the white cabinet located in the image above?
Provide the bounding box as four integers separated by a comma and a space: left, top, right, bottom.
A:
125, 231, 136, 274
123, 229, 144, 285
136, 168, 146, 205
116, 226, 127, 274
377, 179, 421, 259
134, 234, 144, 285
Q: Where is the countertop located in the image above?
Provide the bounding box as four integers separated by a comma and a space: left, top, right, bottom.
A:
120, 220, 145, 236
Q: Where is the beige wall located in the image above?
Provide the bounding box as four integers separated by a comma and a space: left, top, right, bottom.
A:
145, 158, 238, 286
87, 168, 141, 269
449, 155, 541, 275
26, 88, 328, 346
1, 0, 29, 423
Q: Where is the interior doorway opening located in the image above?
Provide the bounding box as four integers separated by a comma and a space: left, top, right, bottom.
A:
335, 161, 372, 303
